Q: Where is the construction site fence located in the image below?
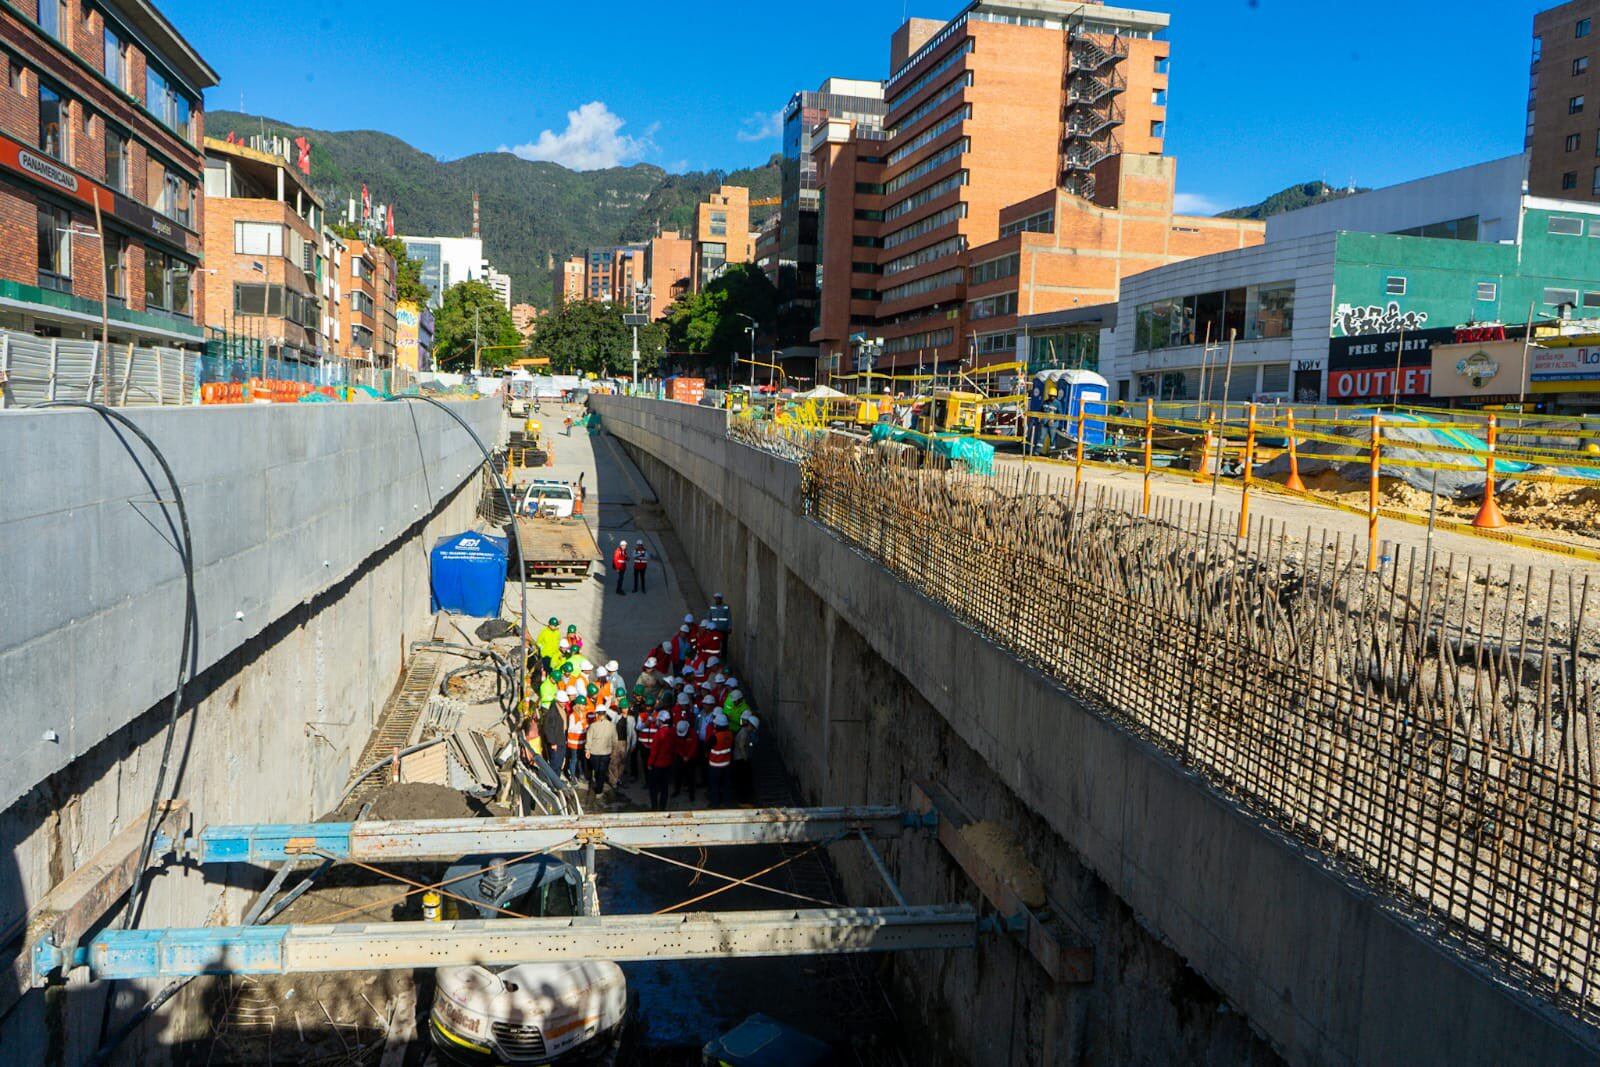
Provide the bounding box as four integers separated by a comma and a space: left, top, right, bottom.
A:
794, 436, 1600, 1029
0, 327, 415, 409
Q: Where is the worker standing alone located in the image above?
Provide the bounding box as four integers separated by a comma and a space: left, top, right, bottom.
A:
612, 540, 629, 596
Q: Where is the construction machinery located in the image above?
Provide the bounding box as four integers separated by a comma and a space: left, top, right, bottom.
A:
512, 483, 598, 585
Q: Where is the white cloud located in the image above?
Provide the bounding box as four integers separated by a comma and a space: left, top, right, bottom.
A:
736, 110, 784, 143
1173, 192, 1223, 216
501, 101, 655, 170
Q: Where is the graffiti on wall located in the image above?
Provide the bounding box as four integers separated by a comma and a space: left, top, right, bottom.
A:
1331, 302, 1430, 338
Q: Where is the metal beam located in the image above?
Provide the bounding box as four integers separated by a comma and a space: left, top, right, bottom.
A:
38, 905, 978, 981
189, 806, 917, 865
4, 801, 187, 1012
912, 781, 1093, 984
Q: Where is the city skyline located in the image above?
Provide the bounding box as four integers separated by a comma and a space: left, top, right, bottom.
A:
161, 0, 1548, 215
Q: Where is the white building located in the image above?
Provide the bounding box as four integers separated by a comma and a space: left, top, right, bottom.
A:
398, 235, 489, 308
485, 267, 512, 310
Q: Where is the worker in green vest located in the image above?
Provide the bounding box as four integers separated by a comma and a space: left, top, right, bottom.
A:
535, 617, 562, 670
722, 689, 750, 730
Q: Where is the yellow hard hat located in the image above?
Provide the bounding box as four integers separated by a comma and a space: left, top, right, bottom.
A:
1585, 442, 1600, 455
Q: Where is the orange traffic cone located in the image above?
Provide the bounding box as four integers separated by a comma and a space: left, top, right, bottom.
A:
1473, 414, 1507, 530
1285, 411, 1307, 492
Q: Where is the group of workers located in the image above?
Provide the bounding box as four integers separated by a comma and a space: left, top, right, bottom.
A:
523, 593, 758, 809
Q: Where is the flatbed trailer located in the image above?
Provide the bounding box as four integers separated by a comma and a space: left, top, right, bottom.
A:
513, 516, 598, 584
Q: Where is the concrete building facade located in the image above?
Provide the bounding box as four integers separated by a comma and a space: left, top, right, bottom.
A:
779, 77, 887, 353
200, 137, 327, 361
1528, 0, 1600, 200
693, 184, 753, 290
554, 254, 585, 306
397, 233, 488, 308
0, 0, 217, 349
645, 230, 693, 320
485, 265, 511, 309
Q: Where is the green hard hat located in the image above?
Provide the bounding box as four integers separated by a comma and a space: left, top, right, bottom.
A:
567, 625, 578, 634
574, 693, 587, 705
631, 685, 644, 697
547, 616, 559, 626
617, 696, 631, 710
560, 663, 573, 676
586, 684, 599, 697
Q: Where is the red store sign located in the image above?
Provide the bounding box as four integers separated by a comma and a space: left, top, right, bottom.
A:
1328, 366, 1433, 400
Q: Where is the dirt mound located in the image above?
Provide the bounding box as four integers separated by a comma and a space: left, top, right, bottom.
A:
1497, 482, 1600, 533
957, 821, 1046, 909
332, 782, 485, 823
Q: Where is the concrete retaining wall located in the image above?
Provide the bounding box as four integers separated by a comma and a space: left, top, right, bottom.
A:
0, 399, 499, 1063
593, 395, 1600, 1067
0, 399, 499, 808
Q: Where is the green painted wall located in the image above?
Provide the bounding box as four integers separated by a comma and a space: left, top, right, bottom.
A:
1331, 206, 1600, 337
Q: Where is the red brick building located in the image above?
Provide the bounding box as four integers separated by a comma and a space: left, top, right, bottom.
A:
810, 2, 1262, 378
340, 238, 396, 366
0, 0, 216, 349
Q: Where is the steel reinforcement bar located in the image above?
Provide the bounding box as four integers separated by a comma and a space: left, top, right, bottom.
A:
798, 437, 1600, 1027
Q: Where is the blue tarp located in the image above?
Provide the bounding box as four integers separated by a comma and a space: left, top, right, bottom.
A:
429, 532, 508, 617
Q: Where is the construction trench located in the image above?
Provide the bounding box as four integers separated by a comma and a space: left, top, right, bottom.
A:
4, 395, 1600, 1066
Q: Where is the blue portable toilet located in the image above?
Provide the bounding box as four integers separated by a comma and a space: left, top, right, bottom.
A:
1057, 370, 1110, 447
429, 532, 509, 617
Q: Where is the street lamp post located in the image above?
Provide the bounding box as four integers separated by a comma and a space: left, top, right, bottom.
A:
735, 313, 757, 389
473, 306, 481, 376
623, 287, 651, 395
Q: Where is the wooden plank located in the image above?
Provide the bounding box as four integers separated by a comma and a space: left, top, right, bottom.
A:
911, 780, 1092, 984
2, 800, 187, 1012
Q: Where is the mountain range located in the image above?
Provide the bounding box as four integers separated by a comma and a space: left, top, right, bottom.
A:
206, 111, 1357, 309
205, 111, 781, 308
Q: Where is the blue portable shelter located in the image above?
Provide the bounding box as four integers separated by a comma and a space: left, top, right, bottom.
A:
429, 532, 509, 617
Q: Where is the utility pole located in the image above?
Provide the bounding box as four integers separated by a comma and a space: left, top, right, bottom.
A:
736, 313, 757, 389
473, 305, 481, 376
623, 288, 650, 394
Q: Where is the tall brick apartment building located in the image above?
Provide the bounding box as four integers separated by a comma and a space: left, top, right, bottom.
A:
1527, 0, 1600, 200
810, 0, 1261, 377
0, 0, 216, 349
340, 238, 396, 366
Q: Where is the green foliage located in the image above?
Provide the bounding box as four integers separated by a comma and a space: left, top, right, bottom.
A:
532, 300, 665, 377
433, 281, 521, 369
374, 236, 431, 307
665, 264, 778, 363
1219, 181, 1370, 220
207, 112, 781, 311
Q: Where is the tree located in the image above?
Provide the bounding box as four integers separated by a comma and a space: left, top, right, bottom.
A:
532, 299, 666, 378
433, 281, 521, 369
375, 236, 432, 308
665, 263, 778, 369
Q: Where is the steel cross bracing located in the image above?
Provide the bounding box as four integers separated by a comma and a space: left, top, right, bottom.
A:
181, 806, 923, 865
35, 906, 980, 981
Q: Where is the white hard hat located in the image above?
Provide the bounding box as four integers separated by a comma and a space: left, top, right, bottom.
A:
730, 690, 744, 702
645, 657, 658, 668
679, 624, 690, 633
701, 694, 716, 705
606, 660, 619, 673
556, 692, 570, 704
683, 613, 694, 624
675, 720, 690, 737
677, 692, 691, 705
743, 713, 760, 729
595, 666, 608, 678
713, 593, 725, 601
713, 673, 726, 684
701, 619, 712, 628
657, 711, 671, 724
727, 677, 740, 688
713, 711, 729, 727
620, 539, 628, 547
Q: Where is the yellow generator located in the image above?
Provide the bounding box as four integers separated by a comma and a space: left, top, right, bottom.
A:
919, 390, 984, 435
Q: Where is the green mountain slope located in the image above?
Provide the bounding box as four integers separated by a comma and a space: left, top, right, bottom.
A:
206, 111, 780, 307
1219, 181, 1369, 220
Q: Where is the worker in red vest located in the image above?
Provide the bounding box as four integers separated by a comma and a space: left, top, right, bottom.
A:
612, 540, 629, 596
671, 719, 700, 803
646, 711, 676, 811
706, 712, 734, 807
633, 706, 657, 782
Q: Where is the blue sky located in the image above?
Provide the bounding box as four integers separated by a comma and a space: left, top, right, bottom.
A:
164, 0, 1547, 213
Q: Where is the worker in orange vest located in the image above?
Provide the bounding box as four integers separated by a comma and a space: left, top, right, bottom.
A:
706, 712, 734, 807
564, 696, 589, 780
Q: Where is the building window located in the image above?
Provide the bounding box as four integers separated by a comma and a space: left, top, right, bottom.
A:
969, 253, 1020, 285
1545, 287, 1580, 307
1594, 167, 1600, 195
104, 234, 126, 300
38, 81, 65, 160
1534, 34, 1545, 66
145, 67, 194, 142
1581, 18, 1593, 38
1385, 276, 1407, 296
36, 203, 71, 290
1572, 95, 1586, 114
1151, 88, 1167, 107
1548, 214, 1585, 234
1151, 120, 1166, 139
38, 0, 62, 40
103, 27, 127, 89
235, 221, 284, 256
1155, 55, 1170, 75
1579, 56, 1592, 76
1476, 282, 1498, 302
999, 209, 1053, 238
710, 210, 727, 237
104, 126, 127, 191
1584, 291, 1600, 307
1564, 170, 1580, 189
144, 250, 191, 315
1568, 133, 1582, 152
9, 61, 21, 94
163, 172, 190, 227
1255, 285, 1295, 338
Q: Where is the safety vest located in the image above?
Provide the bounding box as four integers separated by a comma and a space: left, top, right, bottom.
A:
708, 604, 732, 629
566, 712, 587, 749
708, 729, 734, 768
637, 719, 657, 748
536, 628, 561, 660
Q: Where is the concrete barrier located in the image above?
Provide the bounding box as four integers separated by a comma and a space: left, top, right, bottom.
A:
593, 394, 1600, 1067
0, 399, 500, 810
